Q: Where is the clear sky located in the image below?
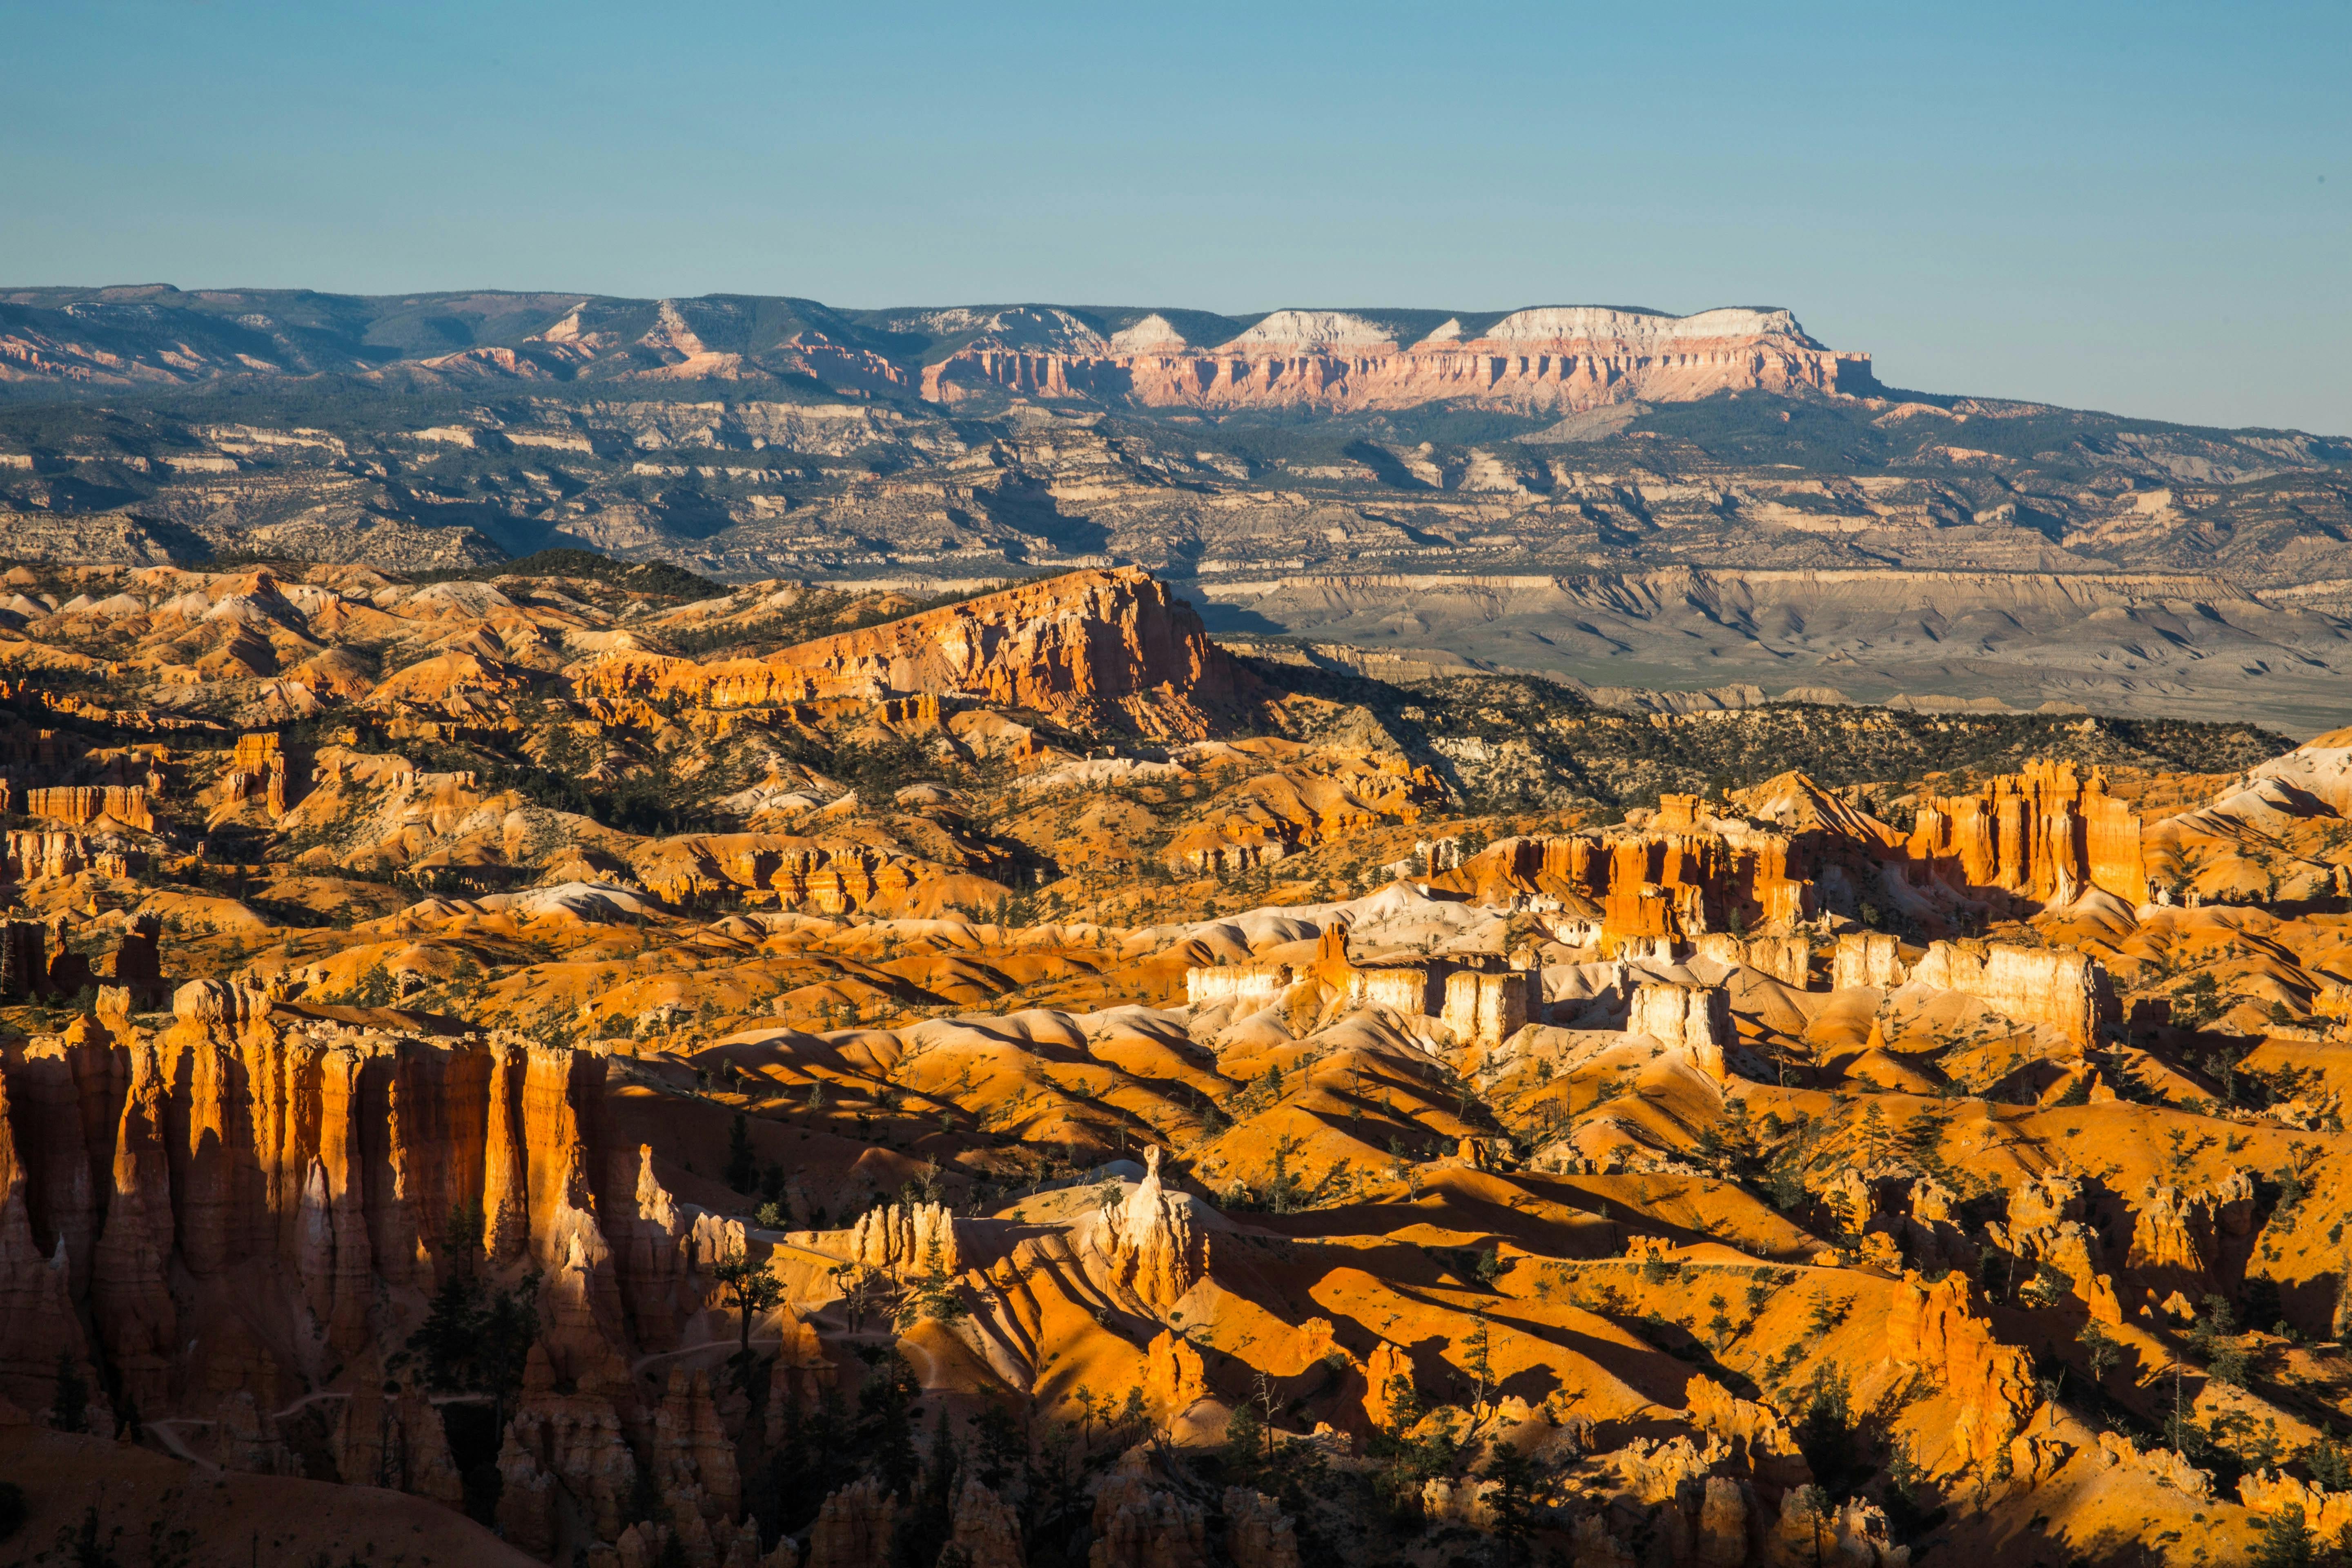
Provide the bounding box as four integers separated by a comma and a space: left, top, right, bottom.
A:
5, 1, 2346, 433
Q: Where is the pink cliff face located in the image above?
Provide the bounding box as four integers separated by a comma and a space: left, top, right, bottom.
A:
920, 306, 1872, 414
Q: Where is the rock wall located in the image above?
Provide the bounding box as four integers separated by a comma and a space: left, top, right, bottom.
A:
1627, 983, 1732, 1082
1691, 932, 1811, 987
1904, 760, 2145, 906
1908, 940, 2116, 1046
20, 784, 154, 831
771, 568, 1247, 739
1439, 969, 1531, 1051
920, 307, 1871, 415
1884, 1270, 2036, 1463
1832, 932, 1907, 991
0, 979, 726, 1505
1184, 962, 1292, 1011
1448, 825, 1808, 947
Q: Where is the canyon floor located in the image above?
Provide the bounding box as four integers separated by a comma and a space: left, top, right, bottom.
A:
2, 560, 2352, 1567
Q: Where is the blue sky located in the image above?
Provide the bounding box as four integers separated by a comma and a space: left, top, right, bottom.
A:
4, 1, 2346, 432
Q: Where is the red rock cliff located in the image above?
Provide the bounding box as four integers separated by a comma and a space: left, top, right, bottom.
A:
921, 306, 1874, 414
1905, 759, 2144, 906
771, 567, 1249, 738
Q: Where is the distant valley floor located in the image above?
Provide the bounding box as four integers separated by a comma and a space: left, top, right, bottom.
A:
1183, 566, 2352, 737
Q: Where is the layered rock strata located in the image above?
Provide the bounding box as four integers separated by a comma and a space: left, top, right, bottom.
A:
1908, 940, 2118, 1046
920, 306, 1873, 414
1904, 760, 2145, 906
1628, 982, 1733, 1082
0, 978, 730, 1538
1884, 1271, 2036, 1463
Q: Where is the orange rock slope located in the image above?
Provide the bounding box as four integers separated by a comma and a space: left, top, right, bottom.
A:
3, 555, 2350, 1568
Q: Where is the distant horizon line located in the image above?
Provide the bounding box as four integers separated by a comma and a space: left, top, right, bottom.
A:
2, 283, 1798, 320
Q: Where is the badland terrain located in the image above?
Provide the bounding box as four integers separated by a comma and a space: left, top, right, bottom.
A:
4, 287, 2352, 732
4, 549, 2352, 1568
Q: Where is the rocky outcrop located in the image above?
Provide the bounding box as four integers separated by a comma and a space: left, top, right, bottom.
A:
0, 977, 753, 1552
2239, 1470, 2352, 1535
1440, 968, 1531, 1052
1771, 1490, 1909, 1567
2098, 1431, 2211, 1499
20, 784, 155, 831
1682, 1374, 1810, 1489
946, 1478, 1024, 1568
1222, 1490, 1300, 1568
773, 569, 1248, 739
1908, 941, 2117, 1046
807, 1476, 897, 1568
1444, 822, 1809, 947
1363, 1341, 1413, 1429
91, 1037, 178, 1409
1089, 1453, 1207, 1568
1162, 751, 1445, 874
1904, 760, 2144, 906
1833, 933, 1907, 991
1627, 982, 1732, 1082
1143, 1328, 1207, 1415
577, 570, 1247, 743
1692, 931, 1811, 987
496, 1425, 561, 1557
849, 1201, 961, 1278
1184, 962, 1293, 1011
1083, 1147, 1207, 1310
220, 731, 290, 817
1884, 1271, 2036, 1463
629, 835, 1011, 918
1893, 1176, 1976, 1277
654, 1367, 742, 1526
1420, 1474, 1499, 1528
0, 1066, 102, 1424
922, 306, 1870, 414
2125, 1172, 2255, 1294
1988, 1171, 2104, 1302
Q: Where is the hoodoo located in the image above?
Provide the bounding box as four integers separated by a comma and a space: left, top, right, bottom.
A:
0, 551, 2334, 1567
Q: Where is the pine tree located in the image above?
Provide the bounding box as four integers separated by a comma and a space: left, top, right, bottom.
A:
711, 1245, 786, 1389
1788, 1485, 1831, 1568
2078, 1321, 2122, 1386
1461, 1314, 1495, 1411
50, 1352, 87, 1434
854, 1345, 921, 1495
896, 1236, 968, 1328
1480, 1441, 1539, 1568
1901, 1107, 1953, 1176
2252, 1502, 2316, 1568
1223, 1394, 1264, 1472
725, 1112, 757, 1193
1856, 1102, 1893, 1167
